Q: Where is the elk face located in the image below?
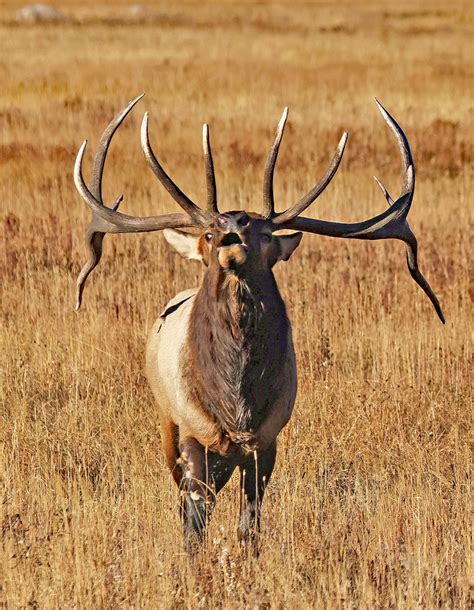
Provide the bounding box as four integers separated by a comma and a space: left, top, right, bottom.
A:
163, 211, 302, 274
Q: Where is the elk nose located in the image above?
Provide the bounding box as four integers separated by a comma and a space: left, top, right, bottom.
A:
216, 216, 230, 229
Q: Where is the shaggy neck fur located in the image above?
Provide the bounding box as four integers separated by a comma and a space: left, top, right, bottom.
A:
188, 262, 290, 447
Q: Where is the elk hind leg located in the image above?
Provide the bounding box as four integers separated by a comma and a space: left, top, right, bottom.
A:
160, 418, 181, 486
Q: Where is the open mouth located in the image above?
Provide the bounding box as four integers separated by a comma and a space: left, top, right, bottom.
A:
217, 233, 248, 270
219, 232, 243, 247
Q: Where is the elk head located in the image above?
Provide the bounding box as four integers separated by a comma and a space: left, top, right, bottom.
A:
74, 95, 444, 323
163, 210, 303, 274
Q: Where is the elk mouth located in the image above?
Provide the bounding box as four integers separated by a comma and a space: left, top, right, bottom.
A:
219, 232, 243, 247
217, 233, 248, 270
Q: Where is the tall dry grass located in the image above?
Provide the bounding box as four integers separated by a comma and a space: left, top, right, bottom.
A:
1, 1, 472, 607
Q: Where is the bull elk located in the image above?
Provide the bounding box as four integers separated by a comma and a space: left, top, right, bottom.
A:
73, 95, 444, 552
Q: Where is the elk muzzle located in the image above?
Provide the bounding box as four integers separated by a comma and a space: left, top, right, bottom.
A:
215, 212, 249, 270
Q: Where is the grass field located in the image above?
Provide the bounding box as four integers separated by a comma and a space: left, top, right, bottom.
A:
1, 1, 472, 607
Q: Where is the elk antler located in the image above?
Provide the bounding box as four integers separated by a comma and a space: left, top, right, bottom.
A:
262, 107, 348, 221
203, 123, 218, 214
262, 107, 288, 219
74, 95, 213, 310
140, 113, 211, 225
271, 100, 445, 323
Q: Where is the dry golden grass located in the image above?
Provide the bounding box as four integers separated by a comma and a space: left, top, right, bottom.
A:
1, 1, 472, 607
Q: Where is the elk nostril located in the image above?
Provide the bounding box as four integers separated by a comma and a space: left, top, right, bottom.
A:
220, 233, 242, 246
237, 213, 250, 227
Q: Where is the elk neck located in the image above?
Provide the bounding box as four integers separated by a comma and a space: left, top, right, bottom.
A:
187, 262, 291, 448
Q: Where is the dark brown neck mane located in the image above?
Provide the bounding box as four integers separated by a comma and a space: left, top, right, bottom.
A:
187, 263, 290, 447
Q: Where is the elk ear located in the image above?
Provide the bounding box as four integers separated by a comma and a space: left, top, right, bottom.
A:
163, 229, 203, 261
274, 232, 303, 263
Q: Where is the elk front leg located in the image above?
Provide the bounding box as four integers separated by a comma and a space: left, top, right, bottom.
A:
178, 437, 213, 553
178, 437, 236, 553
238, 441, 276, 543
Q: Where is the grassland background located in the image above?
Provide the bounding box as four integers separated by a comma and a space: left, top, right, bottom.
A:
1, 1, 472, 608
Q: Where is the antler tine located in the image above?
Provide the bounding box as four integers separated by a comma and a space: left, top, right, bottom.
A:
403, 227, 445, 323
262, 107, 289, 219
375, 98, 414, 200
373, 175, 395, 206
141, 113, 209, 225
75, 230, 105, 311
91, 93, 144, 203
272, 131, 348, 225
203, 123, 218, 214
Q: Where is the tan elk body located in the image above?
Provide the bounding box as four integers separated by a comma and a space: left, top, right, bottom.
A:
146, 224, 300, 457
74, 96, 444, 550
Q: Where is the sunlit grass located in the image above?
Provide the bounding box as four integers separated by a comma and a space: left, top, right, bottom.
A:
1, 1, 472, 607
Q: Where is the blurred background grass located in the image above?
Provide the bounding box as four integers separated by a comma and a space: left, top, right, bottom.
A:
1, 1, 472, 607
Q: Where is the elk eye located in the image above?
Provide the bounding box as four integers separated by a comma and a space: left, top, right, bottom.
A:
261, 234, 272, 243
205, 233, 213, 242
